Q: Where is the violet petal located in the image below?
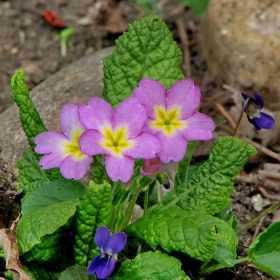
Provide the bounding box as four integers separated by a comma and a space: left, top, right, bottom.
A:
241, 92, 250, 100
104, 232, 127, 255
254, 93, 264, 109
88, 255, 116, 279
96, 256, 116, 279
95, 226, 110, 252
254, 112, 275, 129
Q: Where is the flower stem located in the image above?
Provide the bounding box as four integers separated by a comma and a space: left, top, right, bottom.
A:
120, 183, 143, 230
156, 181, 162, 202
237, 201, 280, 235
200, 256, 250, 275
144, 187, 149, 216
175, 141, 198, 190
232, 98, 250, 136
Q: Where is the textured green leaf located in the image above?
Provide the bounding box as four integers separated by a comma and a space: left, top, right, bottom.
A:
126, 207, 237, 262
17, 199, 80, 254
59, 266, 96, 280
22, 180, 85, 215
163, 137, 257, 215
74, 181, 112, 266
11, 71, 63, 181
22, 263, 59, 280
23, 229, 64, 262
17, 148, 49, 193
249, 221, 280, 277
11, 70, 47, 150
102, 15, 184, 106
111, 251, 189, 280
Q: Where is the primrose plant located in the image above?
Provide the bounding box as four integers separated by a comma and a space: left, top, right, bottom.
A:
6, 15, 280, 280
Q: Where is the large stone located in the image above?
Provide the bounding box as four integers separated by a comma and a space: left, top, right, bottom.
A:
199, 0, 280, 110
0, 47, 115, 166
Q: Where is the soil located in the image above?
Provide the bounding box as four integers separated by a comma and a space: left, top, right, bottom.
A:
0, 0, 279, 279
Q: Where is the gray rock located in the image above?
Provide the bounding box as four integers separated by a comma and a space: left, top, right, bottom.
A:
0, 47, 115, 166
199, 0, 280, 110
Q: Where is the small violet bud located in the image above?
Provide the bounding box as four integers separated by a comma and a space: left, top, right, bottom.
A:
140, 155, 162, 179
88, 226, 127, 279
241, 93, 275, 130
163, 178, 170, 189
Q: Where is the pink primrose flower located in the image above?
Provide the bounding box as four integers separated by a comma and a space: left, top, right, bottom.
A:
34, 103, 93, 180
140, 155, 162, 179
78, 97, 161, 183
133, 78, 215, 163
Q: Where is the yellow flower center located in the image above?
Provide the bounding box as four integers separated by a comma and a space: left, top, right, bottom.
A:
151, 106, 185, 135
102, 126, 132, 156
63, 129, 85, 160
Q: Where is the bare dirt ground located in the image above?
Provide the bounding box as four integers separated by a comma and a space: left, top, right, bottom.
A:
0, 0, 279, 279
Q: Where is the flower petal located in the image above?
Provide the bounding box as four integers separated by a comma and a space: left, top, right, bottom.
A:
78, 97, 113, 131
38, 152, 65, 169
253, 112, 275, 130
254, 93, 264, 109
60, 103, 86, 142
79, 129, 107, 156
123, 132, 161, 159
60, 154, 93, 180
156, 132, 187, 163
88, 254, 116, 279
113, 97, 147, 138
241, 92, 250, 101
181, 112, 215, 141
133, 78, 166, 117
104, 232, 127, 255
95, 226, 110, 252
34, 131, 68, 154
166, 78, 201, 119
105, 154, 134, 182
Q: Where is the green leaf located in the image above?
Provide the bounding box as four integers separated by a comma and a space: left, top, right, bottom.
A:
11, 70, 47, 150
126, 206, 237, 262
212, 239, 236, 267
16, 148, 49, 193
74, 181, 112, 266
215, 119, 227, 126
12, 71, 63, 181
102, 15, 184, 106
248, 221, 280, 277
163, 136, 257, 215
59, 266, 96, 280
181, 0, 211, 16
23, 229, 65, 262
111, 251, 189, 280
17, 199, 80, 254
22, 180, 85, 215
215, 205, 238, 230
22, 263, 59, 280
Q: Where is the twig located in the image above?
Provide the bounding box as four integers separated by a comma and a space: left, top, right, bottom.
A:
258, 170, 280, 180
175, 15, 191, 77
214, 103, 236, 129
251, 215, 265, 242
259, 186, 280, 200
243, 137, 280, 161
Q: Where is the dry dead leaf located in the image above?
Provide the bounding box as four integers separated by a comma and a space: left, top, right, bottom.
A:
0, 215, 31, 280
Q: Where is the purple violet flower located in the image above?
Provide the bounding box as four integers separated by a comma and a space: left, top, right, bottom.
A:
133, 78, 215, 163
88, 226, 127, 279
241, 93, 275, 130
78, 97, 161, 182
34, 103, 93, 180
